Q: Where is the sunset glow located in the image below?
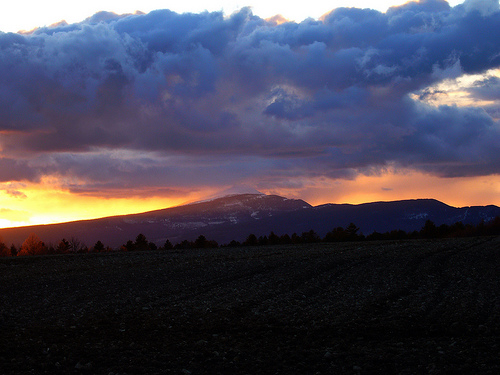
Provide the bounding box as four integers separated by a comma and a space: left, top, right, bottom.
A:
1, 0, 500, 228
2, 169, 499, 228
412, 68, 500, 112
277, 172, 500, 208
0, 178, 211, 228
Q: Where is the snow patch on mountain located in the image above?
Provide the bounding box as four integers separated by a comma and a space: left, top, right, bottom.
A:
192, 185, 264, 204
407, 213, 429, 220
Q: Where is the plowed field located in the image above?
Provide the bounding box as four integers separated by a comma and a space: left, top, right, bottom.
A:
1, 237, 499, 374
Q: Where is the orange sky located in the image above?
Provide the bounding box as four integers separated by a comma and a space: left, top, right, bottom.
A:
0, 179, 209, 228
278, 172, 500, 207
1, 170, 499, 229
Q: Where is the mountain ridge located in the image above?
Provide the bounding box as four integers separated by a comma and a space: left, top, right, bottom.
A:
1, 194, 499, 247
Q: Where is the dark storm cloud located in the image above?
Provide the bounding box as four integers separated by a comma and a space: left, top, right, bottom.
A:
468, 76, 500, 100
0, 0, 499, 191
0, 158, 39, 182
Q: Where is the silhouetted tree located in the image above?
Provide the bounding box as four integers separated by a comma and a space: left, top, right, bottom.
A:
10, 244, 18, 257
175, 240, 194, 250
366, 231, 384, 241
437, 224, 450, 237
162, 239, 173, 250
243, 234, 258, 246
280, 233, 291, 244
324, 227, 345, 242
69, 237, 86, 253
407, 230, 419, 239
92, 240, 105, 252
485, 216, 500, 235
0, 238, 9, 257
135, 234, 149, 251
18, 234, 48, 256
122, 240, 135, 252
345, 223, 360, 240
449, 221, 466, 237
45, 244, 57, 255
194, 235, 208, 248
301, 229, 320, 243
420, 220, 437, 238
56, 239, 71, 254
464, 223, 476, 237
290, 233, 301, 244
258, 235, 268, 246
476, 220, 486, 236
193, 235, 218, 248
268, 231, 280, 245
388, 229, 407, 240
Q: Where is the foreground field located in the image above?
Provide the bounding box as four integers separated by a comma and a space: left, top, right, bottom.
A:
1, 237, 499, 374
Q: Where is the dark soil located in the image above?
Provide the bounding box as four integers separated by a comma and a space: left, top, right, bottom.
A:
1, 237, 499, 374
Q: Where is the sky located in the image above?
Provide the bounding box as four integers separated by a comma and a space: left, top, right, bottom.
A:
1, 0, 500, 228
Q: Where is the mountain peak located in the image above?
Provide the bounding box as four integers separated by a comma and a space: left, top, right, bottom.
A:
215, 185, 264, 197
195, 186, 264, 203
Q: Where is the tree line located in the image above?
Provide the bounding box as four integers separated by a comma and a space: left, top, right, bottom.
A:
1, 217, 500, 257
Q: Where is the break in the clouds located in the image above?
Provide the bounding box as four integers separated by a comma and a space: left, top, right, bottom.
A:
0, 0, 499, 195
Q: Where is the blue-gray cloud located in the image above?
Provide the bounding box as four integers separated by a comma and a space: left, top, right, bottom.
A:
0, 0, 499, 193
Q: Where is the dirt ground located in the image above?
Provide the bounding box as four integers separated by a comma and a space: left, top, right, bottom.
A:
1, 237, 499, 374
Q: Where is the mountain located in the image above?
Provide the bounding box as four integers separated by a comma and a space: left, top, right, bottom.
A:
1, 194, 499, 248
0, 194, 310, 247
282, 199, 500, 236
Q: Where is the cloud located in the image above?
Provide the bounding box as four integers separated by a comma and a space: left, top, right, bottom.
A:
6, 190, 28, 199
0, 158, 39, 182
468, 75, 500, 100
461, 0, 499, 16
0, 1, 499, 196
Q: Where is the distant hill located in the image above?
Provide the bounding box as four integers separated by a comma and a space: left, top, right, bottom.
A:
1, 194, 499, 247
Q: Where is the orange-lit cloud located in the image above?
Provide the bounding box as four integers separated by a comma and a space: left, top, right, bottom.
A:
265, 14, 290, 25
